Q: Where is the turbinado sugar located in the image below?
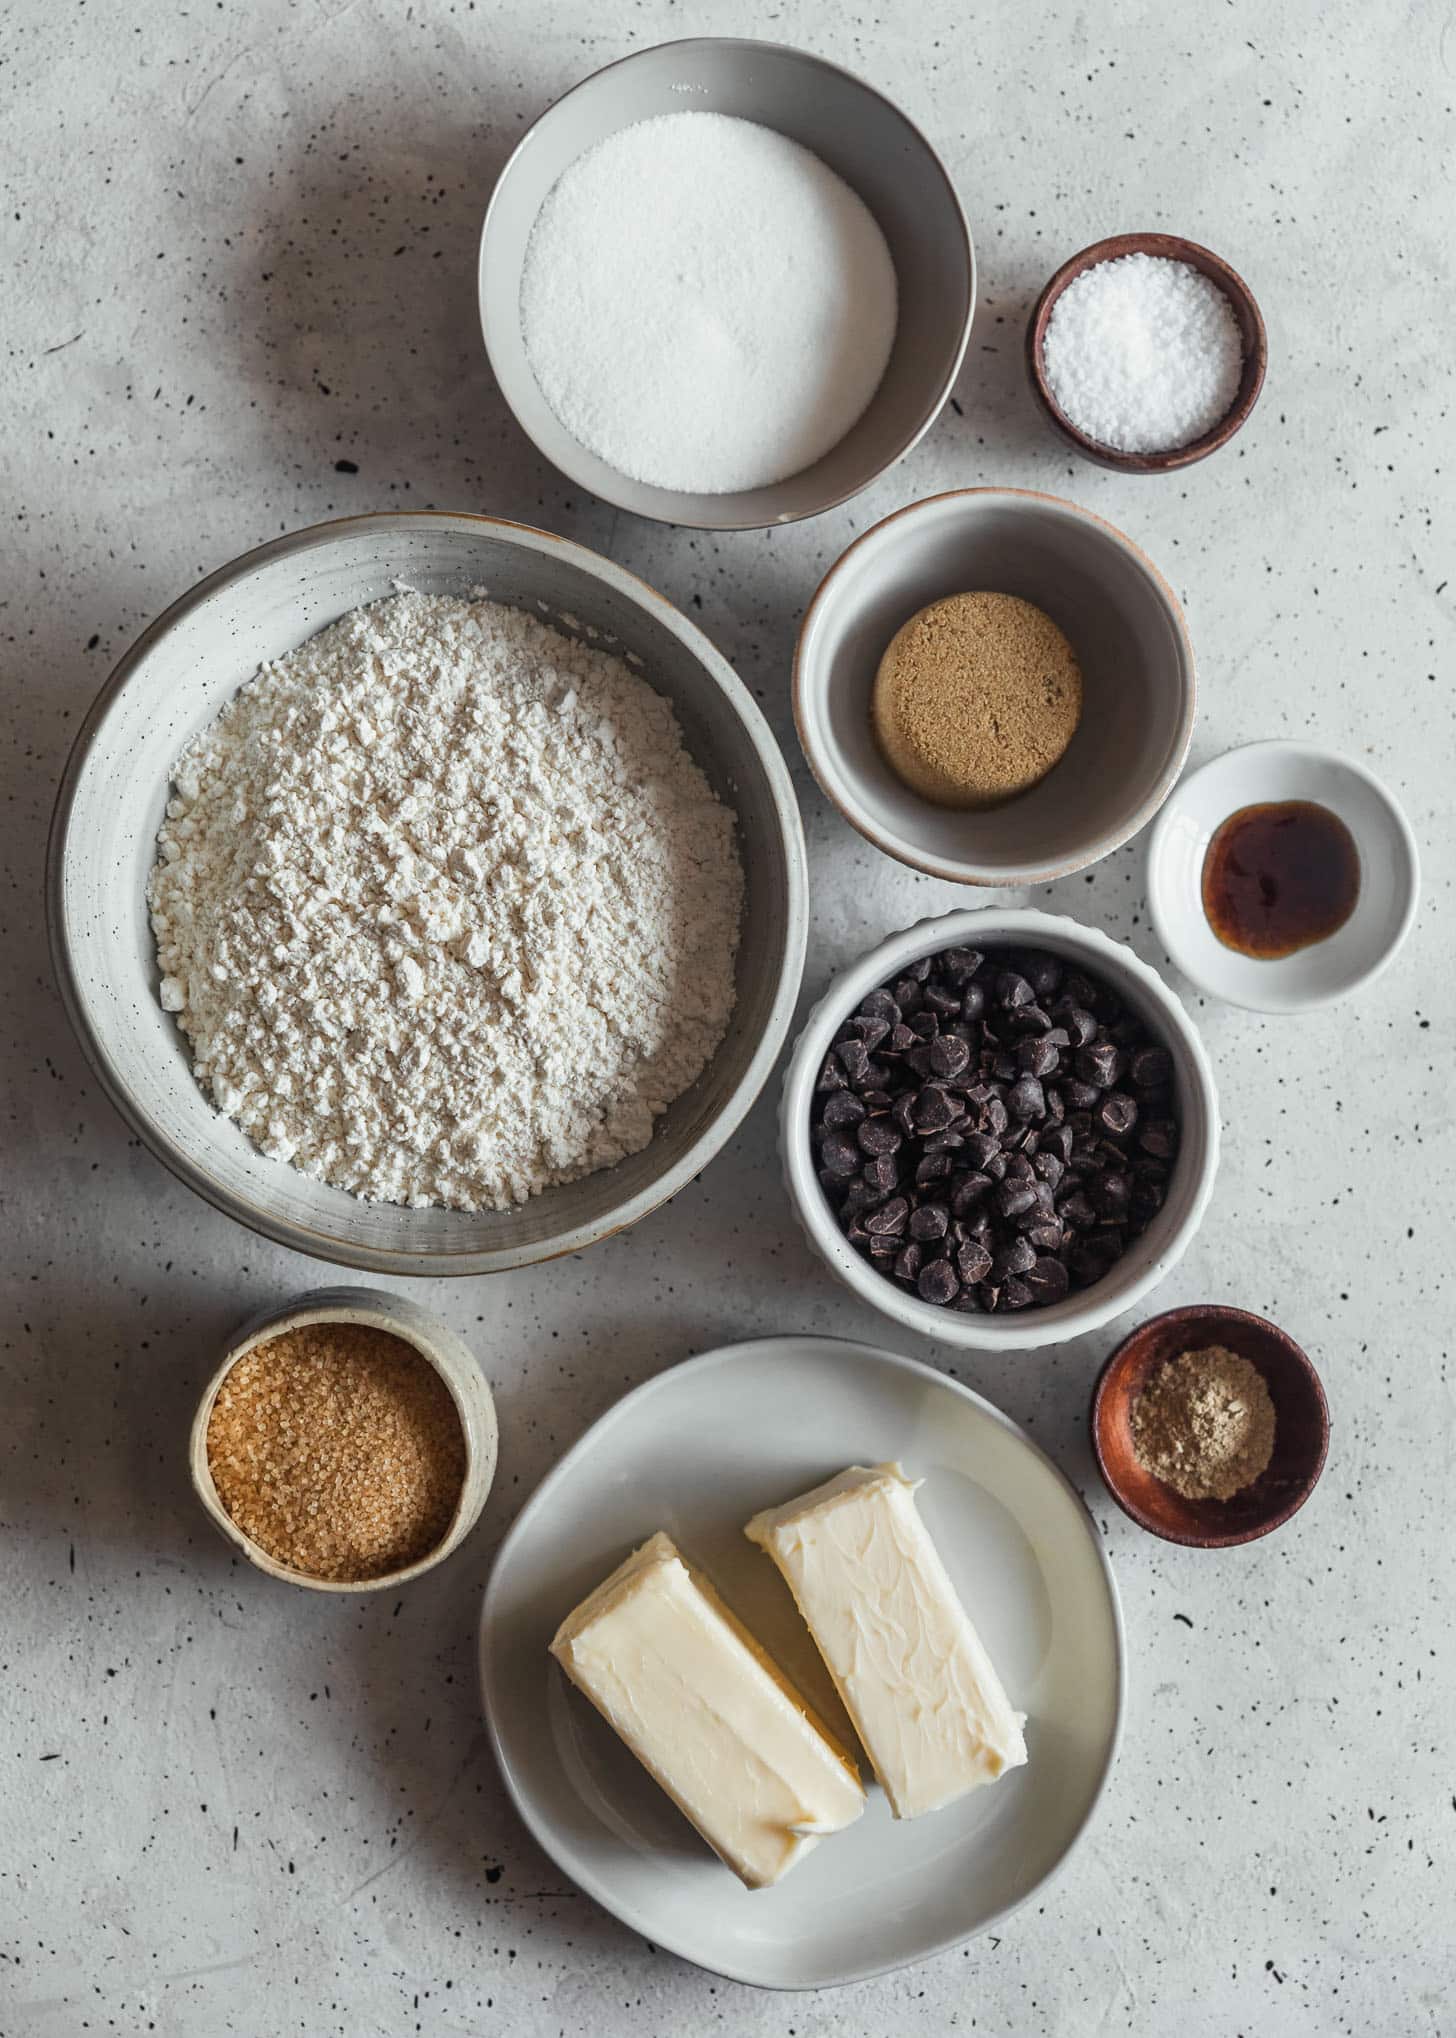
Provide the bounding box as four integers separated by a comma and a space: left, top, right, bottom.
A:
1042, 253, 1243, 454
519, 112, 898, 495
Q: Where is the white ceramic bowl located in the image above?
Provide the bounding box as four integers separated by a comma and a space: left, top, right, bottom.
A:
48, 512, 807, 1275
190, 1288, 498, 1593
479, 37, 974, 531
1147, 741, 1420, 1013
780, 909, 1219, 1351
794, 489, 1196, 884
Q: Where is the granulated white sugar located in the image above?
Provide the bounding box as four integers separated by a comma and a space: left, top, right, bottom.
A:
519, 112, 898, 495
1041, 253, 1244, 454
148, 590, 743, 1212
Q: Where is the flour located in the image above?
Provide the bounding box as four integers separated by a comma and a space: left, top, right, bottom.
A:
519, 112, 898, 494
148, 590, 744, 1211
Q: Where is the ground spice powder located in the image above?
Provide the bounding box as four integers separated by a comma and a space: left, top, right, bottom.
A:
1131, 1343, 1276, 1501
871, 591, 1083, 808
206, 1322, 467, 1581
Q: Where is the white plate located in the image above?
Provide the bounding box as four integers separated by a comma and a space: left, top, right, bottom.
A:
479, 1336, 1124, 1989
1146, 740, 1419, 1013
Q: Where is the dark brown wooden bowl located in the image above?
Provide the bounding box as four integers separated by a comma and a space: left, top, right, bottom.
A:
1091, 1304, 1328, 1548
1026, 233, 1268, 473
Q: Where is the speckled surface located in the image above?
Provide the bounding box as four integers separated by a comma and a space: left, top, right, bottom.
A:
3, 3, 1453, 2032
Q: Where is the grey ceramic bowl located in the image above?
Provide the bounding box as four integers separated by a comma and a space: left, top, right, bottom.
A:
478, 37, 974, 531
48, 512, 807, 1276
190, 1287, 499, 1592
794, 488, 1197, 885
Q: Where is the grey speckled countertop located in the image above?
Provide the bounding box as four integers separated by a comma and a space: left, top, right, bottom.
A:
3, 3, 1453, 2033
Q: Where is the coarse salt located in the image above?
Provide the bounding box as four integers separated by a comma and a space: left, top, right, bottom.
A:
519, 112, 898, 495
1041, 253, 1244, 454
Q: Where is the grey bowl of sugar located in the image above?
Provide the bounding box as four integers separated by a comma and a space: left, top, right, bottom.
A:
479, 36, 975, 531
48, 511, 808, 1276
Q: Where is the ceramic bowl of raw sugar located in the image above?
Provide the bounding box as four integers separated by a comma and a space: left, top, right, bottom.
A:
780, 908, 1219, 1353
478, 37, 974, 531
794, 489, 1196, 886
48, 512, 808, 1277
190, 1288, 499, 1592
1026, 232, 1268, 474
1146, 741, 1420, 1013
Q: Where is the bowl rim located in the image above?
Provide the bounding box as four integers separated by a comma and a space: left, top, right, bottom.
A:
779, 907, 1220, 1351
1089, 1302, 1330, 1548
1145, 738, 1422, 1013
1025, 232, 1269, 474
188, 1287, 498, 1592
46, 509, 809, 1276
792, 486, 1198, 886
477, 34, 976, 532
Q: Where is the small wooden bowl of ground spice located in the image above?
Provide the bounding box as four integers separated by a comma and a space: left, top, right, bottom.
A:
190, 1289, 498, 1591
1092, 1304, 1328, 1548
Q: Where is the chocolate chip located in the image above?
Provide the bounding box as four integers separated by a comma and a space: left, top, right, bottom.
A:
916, 1258, 960, 1306
864, 1196, 909, 1237
908, 1202, 949, 1243
817, 1055, 847, 1092
1097, 1091, 1139, 1139
859, 988, 900, 1024
1139, 1118, 1179, 1159
856, 1118, 902, 1157
996, 970, 1034, 1009
1129, 1045, 1173, 1090
1007, 1074, 1046, 1122
1075, 1041, 1121, 1089
1019, 1037, 1060, 1079
913, 1086, 960, 1134
951, 1172, 993, 1216
961, 982, 988, 1022
956, 1238, 993, 1284
997, 1178, 1038, 1219
1024, 1255, 1069, 1304
915, 1152, 953, 1187
940, 947, 983, 983
820, 1133, 860, 1179
821, 1091, 866, 1132
993, 1236, 1036, 1280
863, 1154, 899, 1195
928, 1034, 971, 1080
893, 1241, 923, 1284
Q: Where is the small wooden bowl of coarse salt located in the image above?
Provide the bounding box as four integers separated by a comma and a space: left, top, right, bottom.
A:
1026, 233, 1268, 473
1092, 1304, 1328, 1549
189, 1289, 498, 1592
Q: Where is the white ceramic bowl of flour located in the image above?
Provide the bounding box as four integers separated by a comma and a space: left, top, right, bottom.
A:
479, 37, 974, 530
49, 513, 808, 1276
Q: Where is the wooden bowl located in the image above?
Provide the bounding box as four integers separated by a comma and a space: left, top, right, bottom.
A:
1026, 233, 1268, 474
1091, 1305, 1328, 1547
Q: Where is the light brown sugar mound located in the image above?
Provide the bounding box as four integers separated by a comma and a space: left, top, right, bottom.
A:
871, 591, 1083, 808
206, 1322, 467, 1582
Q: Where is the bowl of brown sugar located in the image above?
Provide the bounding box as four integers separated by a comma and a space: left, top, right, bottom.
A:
1091, 1303, 1328, 1548
795, 488, 1195, 886
190, 1289, 498, 1591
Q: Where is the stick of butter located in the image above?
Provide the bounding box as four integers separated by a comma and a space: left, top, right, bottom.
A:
550, 1531, 865, 1888
746, 1463, 1028, 1820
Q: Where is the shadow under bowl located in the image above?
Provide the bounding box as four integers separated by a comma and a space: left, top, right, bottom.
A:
1092, 1304, 1329, 1548
1026, 233, 1268, 474
479, 36, 974, 530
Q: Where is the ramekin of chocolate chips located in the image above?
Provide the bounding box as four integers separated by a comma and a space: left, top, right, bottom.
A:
783, 914, 1218, 1349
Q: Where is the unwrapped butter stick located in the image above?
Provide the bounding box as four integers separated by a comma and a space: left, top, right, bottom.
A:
550, 1531, 864, 1887
746, 1463, 1028, 1819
